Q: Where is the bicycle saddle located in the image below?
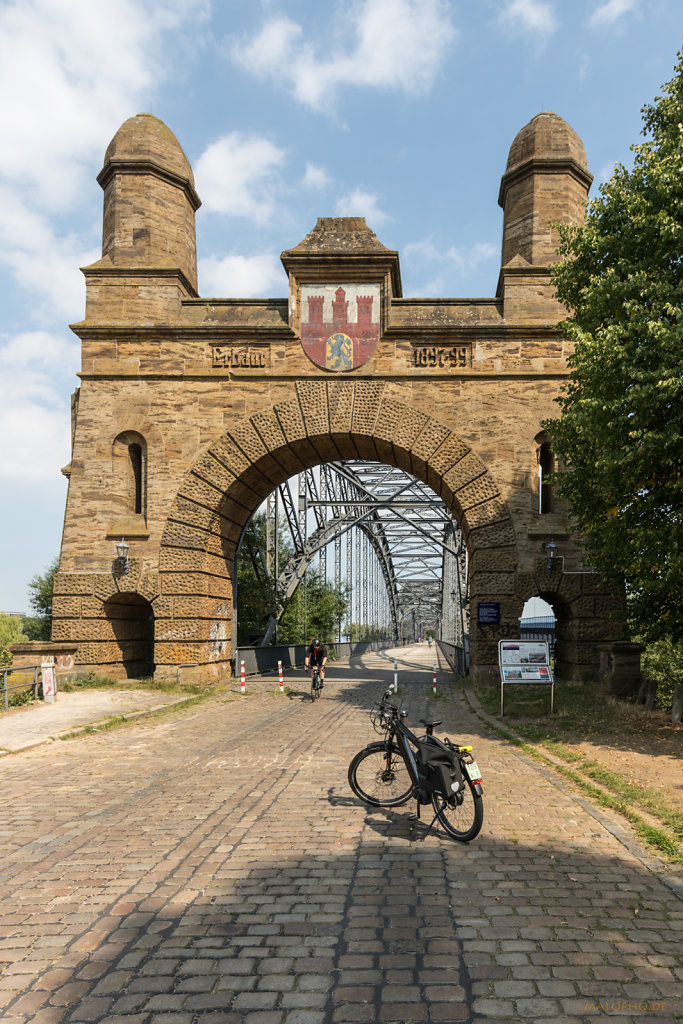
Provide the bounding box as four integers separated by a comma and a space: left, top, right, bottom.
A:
419, 718, 442, 735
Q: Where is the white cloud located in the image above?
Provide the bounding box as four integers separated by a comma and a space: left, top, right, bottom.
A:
303, 163, 332, 190
403, 238, 498, 294
498, 0, 558, 39
0, 0, 206, 210
335, 189, 390, 227
230, 0, 457, 110
589, 0, 638, 27
199, 253, 285, 298
0, 330, 79, 481
194, 133, 286, 223
0, 0, 205, 315
0, 187, 96, 321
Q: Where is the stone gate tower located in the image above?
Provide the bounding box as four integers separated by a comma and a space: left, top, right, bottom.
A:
54, 111, 624, 683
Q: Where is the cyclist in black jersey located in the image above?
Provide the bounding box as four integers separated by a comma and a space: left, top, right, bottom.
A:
305, 638, 328, 688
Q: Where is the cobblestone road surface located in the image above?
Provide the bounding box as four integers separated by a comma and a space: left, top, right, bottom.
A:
1, 646, 681, 1024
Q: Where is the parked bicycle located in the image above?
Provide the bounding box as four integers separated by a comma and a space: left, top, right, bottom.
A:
347, 689, 484, 841
311, 666, 323, 701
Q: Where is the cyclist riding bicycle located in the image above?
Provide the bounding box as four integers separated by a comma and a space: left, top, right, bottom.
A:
305, 638, 328, 688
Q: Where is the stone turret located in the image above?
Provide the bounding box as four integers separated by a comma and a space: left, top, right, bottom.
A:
497, 112, 593, 320
80, 114, 201, 323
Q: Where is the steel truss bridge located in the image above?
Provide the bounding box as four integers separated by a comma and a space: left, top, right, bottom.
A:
240, 462, 469, 650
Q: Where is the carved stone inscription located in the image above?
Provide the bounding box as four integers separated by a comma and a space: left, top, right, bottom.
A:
412, 344, 471, 369
212, 345, 270, 369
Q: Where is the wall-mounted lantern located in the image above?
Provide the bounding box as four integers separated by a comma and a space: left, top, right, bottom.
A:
542, 538, 557, 573
116, 537, 130, 574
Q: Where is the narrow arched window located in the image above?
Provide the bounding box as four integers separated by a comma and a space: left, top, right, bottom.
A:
538, 441, 554, 514
112, 431, 147, 519
129, 443, 143, 514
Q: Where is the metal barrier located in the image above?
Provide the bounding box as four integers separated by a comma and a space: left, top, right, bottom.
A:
436, 639, 467, 677
1, 664, 43, 712
235, 639, 406, 676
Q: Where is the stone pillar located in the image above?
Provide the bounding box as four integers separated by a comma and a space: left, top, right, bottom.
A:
598, 641, 644, 698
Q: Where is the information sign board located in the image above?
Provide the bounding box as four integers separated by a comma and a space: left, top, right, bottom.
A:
477, 602, 501, 625
498, 640, 554, 716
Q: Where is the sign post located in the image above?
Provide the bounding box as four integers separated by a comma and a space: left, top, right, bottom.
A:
498, 640, 554, 717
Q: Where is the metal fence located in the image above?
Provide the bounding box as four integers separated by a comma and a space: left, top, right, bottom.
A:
235, 639, 406, 676
435, 639, 467, 677
1, 664, 44, 712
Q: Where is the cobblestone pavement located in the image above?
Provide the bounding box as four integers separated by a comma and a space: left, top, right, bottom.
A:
0, 691, 188, 754
1, 645, 681, 1024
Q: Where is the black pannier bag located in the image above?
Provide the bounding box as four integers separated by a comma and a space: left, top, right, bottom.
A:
417, 738, 466, 805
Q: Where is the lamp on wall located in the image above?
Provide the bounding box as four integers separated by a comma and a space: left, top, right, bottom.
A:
116, 537, 130, 574
542, 538, 557, 573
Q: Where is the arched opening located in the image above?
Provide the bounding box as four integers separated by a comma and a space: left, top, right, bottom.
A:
522, 591, 578, 679
232, 463, 467, 659
103, 593, 155, 679
157, 383, 517, 684
112, 431, 147, 520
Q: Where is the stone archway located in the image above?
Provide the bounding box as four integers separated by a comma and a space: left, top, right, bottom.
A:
103, 592, 155, 678
156, 381, 518, 683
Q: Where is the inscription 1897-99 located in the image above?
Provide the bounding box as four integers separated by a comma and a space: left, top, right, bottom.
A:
413, 345, 471, 369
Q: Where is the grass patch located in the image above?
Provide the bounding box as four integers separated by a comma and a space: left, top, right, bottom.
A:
59, 693, 210, 740
59, 672, 205, 696
426, 688, 449, 702
466, 681, 683, 865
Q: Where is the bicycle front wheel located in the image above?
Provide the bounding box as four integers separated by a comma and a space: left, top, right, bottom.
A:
310, 678, 318, 701
348, 742, 413, 807
432, 778, 483, 842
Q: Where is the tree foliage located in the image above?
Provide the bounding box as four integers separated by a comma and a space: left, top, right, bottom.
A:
0, 613, 27, 667
24, 557, 59, 642
236, 514, 281, 645
235, 511, 349, 646
278, 568, 348, 645
545, 50, 683, 644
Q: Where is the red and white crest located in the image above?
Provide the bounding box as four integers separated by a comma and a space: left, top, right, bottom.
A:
300, 284, 380, 371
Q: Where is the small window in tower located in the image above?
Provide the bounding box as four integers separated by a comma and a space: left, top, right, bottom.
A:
129, 443, 143, 515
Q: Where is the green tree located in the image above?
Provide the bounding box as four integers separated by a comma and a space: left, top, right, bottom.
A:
278, 568, 349, 645
545, 50, 683, 644
23, 557, 59, 641
0, 613, 27, 667
235, 514, 281, 645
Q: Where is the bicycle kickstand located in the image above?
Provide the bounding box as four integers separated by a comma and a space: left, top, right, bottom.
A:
408, 800, 440, 840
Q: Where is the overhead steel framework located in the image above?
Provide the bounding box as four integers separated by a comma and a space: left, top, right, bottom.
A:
241, 462, 468, 649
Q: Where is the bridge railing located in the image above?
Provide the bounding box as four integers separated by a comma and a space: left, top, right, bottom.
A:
1, 664, 43, 712
436, 639, 467, 677
235, 639, 406, 676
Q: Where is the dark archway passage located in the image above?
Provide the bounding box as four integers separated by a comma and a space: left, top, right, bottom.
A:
103, 592, 155, 678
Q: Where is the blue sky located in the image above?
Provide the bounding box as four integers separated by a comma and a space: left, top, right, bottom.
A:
0, 0, 681, 613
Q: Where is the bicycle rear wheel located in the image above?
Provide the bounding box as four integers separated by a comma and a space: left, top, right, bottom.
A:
348, 742, 413, 807
431, 777, 483, 842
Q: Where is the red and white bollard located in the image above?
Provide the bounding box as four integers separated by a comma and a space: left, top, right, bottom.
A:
393, 660, 398, 694
240, 660, 246, 694
278, 660, 284, 693
432, 662, 437, 695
